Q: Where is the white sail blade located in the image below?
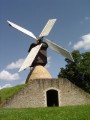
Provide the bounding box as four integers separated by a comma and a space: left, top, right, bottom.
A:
19, 44, 42, 72
7, 20, 37, 40
45, 39, 74, 62
39, 19, 57, 37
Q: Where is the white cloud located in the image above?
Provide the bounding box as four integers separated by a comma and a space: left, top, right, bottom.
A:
84, 17, 89, 20
0, 70, 20, 81
68, 41, 72, 46
45, 57, 51, 68
80, 16, 90, 24
0, 84, 12, 90
6, 59, 24, 70
73, 33, 90, 50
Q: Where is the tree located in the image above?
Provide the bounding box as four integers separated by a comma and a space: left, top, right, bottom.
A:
58, 50, 90, 93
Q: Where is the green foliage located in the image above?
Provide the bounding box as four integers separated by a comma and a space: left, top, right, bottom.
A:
58, 50, 90, 93
0, 105, 90, 120
0, 84, 27, 105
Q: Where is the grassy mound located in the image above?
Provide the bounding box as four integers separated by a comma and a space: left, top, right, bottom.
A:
0, 84, 90, 119
0, 84, 27, 106
0, 105, 90, 120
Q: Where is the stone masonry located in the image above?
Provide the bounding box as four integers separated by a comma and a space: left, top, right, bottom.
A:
3, 78, 90, 108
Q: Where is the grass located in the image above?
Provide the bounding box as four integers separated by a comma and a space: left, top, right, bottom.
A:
0, 84, 27, 106
0, 105, 90, 120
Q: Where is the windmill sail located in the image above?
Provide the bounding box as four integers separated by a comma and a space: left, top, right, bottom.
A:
44, 39, 74, 62
39, 19, 57, 37
7, 20, 37, 40
7, 18, 74, 72
19, 44, 42, 72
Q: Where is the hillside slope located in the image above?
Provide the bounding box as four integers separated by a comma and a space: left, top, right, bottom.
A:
0, 84, 27, 107
0, 78, 90, 108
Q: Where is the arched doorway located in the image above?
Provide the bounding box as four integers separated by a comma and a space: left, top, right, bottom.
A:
46, 89, 59, 107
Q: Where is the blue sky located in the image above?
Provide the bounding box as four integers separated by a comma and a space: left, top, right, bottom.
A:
0, 0, 90, 89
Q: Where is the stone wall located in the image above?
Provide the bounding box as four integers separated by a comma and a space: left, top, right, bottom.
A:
3, 78, 90, 108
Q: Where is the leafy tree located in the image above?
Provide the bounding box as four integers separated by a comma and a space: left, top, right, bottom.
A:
58, 50, 90, 93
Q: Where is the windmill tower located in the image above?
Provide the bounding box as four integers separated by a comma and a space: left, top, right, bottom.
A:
5, 19, 90, 108
7, 19, 74, 83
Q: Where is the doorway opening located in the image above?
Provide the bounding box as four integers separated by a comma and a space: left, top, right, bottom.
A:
46, 89, 59, 107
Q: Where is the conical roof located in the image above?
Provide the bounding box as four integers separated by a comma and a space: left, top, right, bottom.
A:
26, 65, 52, 83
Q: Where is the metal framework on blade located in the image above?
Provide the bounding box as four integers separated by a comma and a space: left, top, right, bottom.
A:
7, 19, 74, 72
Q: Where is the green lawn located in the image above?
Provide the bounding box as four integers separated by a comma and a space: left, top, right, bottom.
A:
0, 105, 90, 120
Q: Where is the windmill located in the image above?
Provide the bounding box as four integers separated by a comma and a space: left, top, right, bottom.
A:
7, 19, 74, 73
